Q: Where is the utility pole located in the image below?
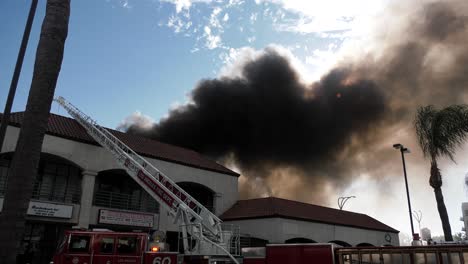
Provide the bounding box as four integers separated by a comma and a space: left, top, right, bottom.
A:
0, 0, 38, 150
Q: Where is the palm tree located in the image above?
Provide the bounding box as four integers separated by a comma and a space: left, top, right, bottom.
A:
0, 1, 70, 262
415, 104, 468, 241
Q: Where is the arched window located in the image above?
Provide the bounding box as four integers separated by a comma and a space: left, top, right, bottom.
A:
356, 242, 374, 247
177, 182, 215, 213
328, 240, 352, 247
93, 169, 159, 213
284, 238, 316, 244
0, 152, 82, 203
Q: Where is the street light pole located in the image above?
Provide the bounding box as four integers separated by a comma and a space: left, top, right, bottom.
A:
393, 143, 415, 236
0, 0, 38, 151
338, 196, 356, 210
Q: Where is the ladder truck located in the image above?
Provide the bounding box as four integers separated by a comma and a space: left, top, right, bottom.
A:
53, 97, 240, 264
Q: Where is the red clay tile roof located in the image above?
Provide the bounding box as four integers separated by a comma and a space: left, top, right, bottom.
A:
221, 197, 398, 233
3, 112, 239, 177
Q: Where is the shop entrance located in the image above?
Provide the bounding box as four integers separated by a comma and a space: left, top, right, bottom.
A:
18, 222, 71, 264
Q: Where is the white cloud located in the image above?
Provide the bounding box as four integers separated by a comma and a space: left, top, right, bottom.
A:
227, 0, 244, 6
106, 0, 132, 9
161, 0, 213, 13
204, 26, 211, 35
259, 0, 388, 37
209, 7, 223, 29
167, 15, 192, 33
203, 25, 222, 49
304, 44, 342, 80
206, 34, 222, 49
249, 12, 258, 24
219, 45, 315, 84
260, 0, 387, 20
117, 111, 155, 131
121, 0, 131, 8
223, 13, 230, 22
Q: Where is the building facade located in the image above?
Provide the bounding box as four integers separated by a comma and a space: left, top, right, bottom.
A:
462, 202, 468, 234
1, 112, 401, 263
0, 112, 239, 263
221, 197, 400, 247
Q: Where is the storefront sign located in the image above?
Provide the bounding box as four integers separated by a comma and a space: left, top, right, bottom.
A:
27, 201, 73, 218
98, 209, 154, 228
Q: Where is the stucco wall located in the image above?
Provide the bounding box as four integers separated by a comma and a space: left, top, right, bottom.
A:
224, 217, 399, 246
462, 202, 468, 233
2, 125, 238, 231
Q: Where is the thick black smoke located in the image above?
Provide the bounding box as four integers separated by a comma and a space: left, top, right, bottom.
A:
131, 53, 386, 170
126, 0, 468, 203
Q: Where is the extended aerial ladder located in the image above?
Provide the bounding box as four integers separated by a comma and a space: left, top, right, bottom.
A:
54, 97, 240, 263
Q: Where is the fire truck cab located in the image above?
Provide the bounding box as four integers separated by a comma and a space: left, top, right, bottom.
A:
51, 230, 179, 264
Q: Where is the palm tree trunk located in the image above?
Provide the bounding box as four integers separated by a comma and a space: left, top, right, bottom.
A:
430, 161, 453, 241
433, 187, 453, 241
0, 1, 70, 263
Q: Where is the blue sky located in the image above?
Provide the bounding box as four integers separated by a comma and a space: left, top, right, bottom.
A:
0, 0, 368, 128
1, 0, 467, 241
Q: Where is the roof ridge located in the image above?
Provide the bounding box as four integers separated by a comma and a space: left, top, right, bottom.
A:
6, 111, 240, 176
273, 196, 374, 217
221, 197, 398, 233
47, 112, 217, 161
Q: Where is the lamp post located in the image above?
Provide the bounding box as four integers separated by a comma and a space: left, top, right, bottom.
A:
0, 0, 38, 150
393, 143, 415, 237
338, 196, 356, 210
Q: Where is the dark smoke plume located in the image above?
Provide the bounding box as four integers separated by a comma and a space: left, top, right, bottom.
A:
131, 53, 387, 169
126, 0, 468, 204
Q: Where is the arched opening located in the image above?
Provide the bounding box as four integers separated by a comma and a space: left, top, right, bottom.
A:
177, 182, 215, 213
0, 152, 82, 203
328, 240, 352, 247
0, 152, 82, 264
356, 242, 375, 247
166, 182, 215, 253
241, 235, 269, 248
93, 169, 159, 213
284, 238, 317, 244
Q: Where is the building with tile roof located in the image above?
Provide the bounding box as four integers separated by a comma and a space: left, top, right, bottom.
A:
222, 197, 399, 247
0, 112, 239, 261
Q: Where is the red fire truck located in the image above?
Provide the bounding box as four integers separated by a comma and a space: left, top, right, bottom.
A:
51, 230, 180, 264
51, 229, 468, 264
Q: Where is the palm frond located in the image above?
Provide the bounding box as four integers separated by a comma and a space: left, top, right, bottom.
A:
414, 105, 437, 159
432, 104, 468, 161
414, 104, 468, 162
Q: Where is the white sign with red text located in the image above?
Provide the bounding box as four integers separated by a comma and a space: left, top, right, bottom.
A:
98, 209, 155, 228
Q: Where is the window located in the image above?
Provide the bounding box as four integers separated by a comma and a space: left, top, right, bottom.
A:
100, 237, 114, 254
69, 235, 90, 253
33, 158, 82, 203
0, 156, 11, 195
117, 237, 137, 255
